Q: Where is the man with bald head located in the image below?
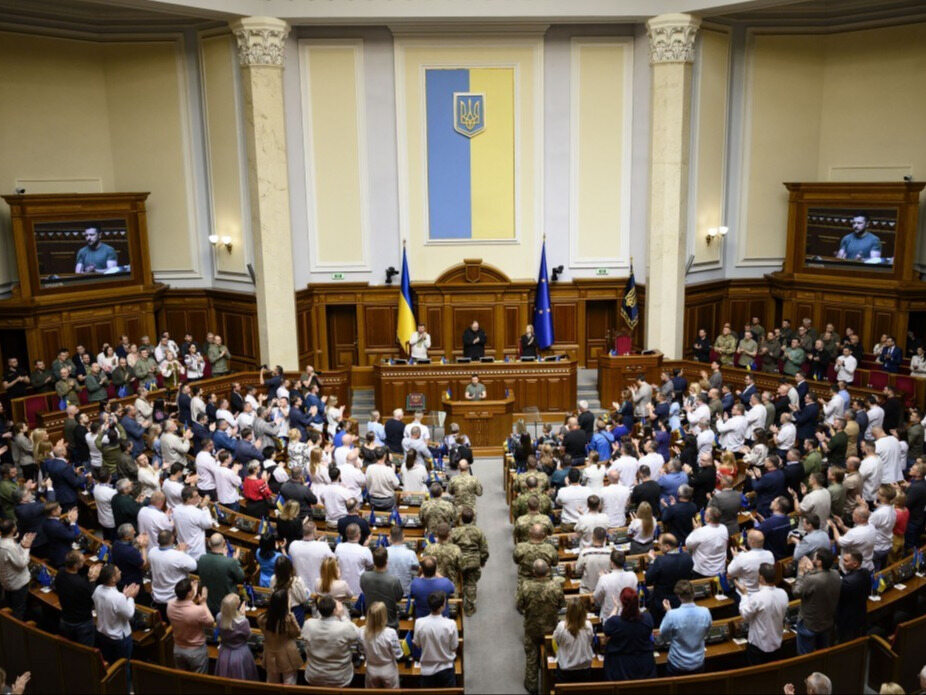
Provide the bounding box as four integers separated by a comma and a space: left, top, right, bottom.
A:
598, 468, 631, 527
513, 523, 558, 587
196, 533, 244, 615
517, 558, 565, 695
728, 530, 774, 597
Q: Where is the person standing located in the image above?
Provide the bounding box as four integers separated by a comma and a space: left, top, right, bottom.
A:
464, 375, 486, 401
736, 563, 788, 665
414, 591, 460, 688
792, 548, 841, 655
92, 564, 139, 666
552, 599, 595, 683
197, 533, 246, 616
0, 520, 34, 619
166, 578, 214, 673
658, 580, 712, 675
301, 595, 363, 688
409, 323, 431, 361
602, 587, 656, 681
449, 506, 489, 616
517, 559, 565, 695
462, 320, 487, 360
55, 550, 100, 646
521, 325, 539, 359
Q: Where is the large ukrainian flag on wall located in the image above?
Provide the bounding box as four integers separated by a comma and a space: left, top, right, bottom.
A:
425, 67, 515, 240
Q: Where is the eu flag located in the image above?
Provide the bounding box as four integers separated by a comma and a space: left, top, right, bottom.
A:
534, 241, 554, 349
620, 262, 639, 330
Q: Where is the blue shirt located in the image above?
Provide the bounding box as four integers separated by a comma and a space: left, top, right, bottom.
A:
367, 422, 386, 446
257, 550, 281, 587
658, 472, 688, 504
591, 432, 612, 462
409, 576, 455, 618
658, 602, 712, 671
839, 231, 881, 260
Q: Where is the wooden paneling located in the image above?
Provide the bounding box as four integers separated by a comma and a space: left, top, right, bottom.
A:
873, 311, 895, 341
425, 307, 443, 351
505, 306, 520, 349
326, 306, 357, 368
552, 303, 577, 345
683, 279, 772, 356
364, 306, 397, 350
451, 306, 495, 351
585, 299, 616, 367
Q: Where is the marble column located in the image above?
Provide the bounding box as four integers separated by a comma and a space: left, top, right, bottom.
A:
644, 13, 700, 359
230, 16, 299, 369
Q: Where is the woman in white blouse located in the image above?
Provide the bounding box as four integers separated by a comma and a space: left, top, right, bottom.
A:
552, 598, 595, 683
400, 450, 429, 493
307, 447, 331, 486
136, 454, 161, 498
286, 429, 311, 474
325, 396, 345, 438
627, 502, 656, 554
97, 344, 119, 373
361, 601, 403, 688
911, 346, 926, 378
184, 344, 206, 380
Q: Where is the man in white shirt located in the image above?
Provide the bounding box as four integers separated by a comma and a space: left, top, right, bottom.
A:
334, 523, 373, 595
687, 399, 711, 433
93, 564, 140, 664
402, 427, 433, 464
92, 470, 117, 540
171, 487, 215, 560
796, 472, 831, 524
858, 441, 884, 502
593, 549, 639, 620
598, 469, 631, 527
865, 398, 884, 441
365, 448, 399, 509
746, 394, 767, 440
409, 324, 432, 361
685, 506, 729, 578
869, 485, 898, 570
194, 441, 218, 499
289, 520, 335, 591
338, 450, 366, 501
638, 442, 665, 482
775, 414, 797, 453
555, 469, 591, 529
236, 402, 255, 430
873, 427, 904, 484
403, 412, 431, 443
575, 527, 613, 594
317, 470, 353, 527
413, 590, 459, 688
717, 404, 748, 451
333, 433, 354, 469
148, 529, 198, 612
213, 452, 243, 507
737, 563, 788, 664
137, 491, 173, 543
696, 421, 715, 456
727, 529, 774, 595
154, 333, 180, 363
835, 347, 857, 384
610, 445, 640, 488
829, 506, 876, 572
573, 495, 610, 548
821, 385, 845, 426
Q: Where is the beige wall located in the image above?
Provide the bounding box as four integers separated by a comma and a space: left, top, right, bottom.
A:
740, 22, 926, 266
0, 33, 116, 287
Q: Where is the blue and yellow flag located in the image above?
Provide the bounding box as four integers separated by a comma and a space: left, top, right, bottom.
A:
425, 68, 515, 240
396, 247, 416, 352
534, 241, 554, 350
620, 262, 639, 330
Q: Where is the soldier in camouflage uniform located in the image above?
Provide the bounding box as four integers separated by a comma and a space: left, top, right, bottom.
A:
449, 506, 489, 616
422, 522, 462, 586
513, 495, 554, 543
420, 483, 456, 535
517, 558, 565, 695
513, 523, 558, 587
511, 476, 553, 519
447, 461, 483, 518
713, 324, 737, 366
514, 458, 550, 495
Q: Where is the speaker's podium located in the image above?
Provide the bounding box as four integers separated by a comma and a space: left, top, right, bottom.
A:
442, 394, 514, 456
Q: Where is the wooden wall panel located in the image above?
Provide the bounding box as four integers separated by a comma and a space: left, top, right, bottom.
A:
452, 306, 495, 351
873, 311, 894, 341
505, 306, 520, 349
426, 307, 443, 351
364, 306, 397, 350
552, 303, 577, 345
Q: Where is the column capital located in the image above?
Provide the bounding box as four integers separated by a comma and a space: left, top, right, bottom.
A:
646, 13, 700, 65
229, 16, 290, 67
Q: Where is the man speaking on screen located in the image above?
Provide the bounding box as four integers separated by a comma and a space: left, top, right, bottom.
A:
835, 214, 882, 261
74, 226, 119, 274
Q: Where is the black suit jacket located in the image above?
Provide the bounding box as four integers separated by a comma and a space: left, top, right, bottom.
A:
462, 328, 487, 359
230, 392, 245, 415
836, 568, 870, 634
795, 380, 809, 402
520, 334, 538, 358
577, 411, 595, 442
739, 384, 756, 407
645, 551, 693, 606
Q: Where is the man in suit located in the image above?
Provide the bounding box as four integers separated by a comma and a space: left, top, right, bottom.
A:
793, 372, 809, 403
43, 441, 84, 512
879, 336, 903, 373
835, 551, 870, 642
793, 392, 820, 446
230, 383, 245, 414
462, 320, 487, 360
738, 374, 757, 407
644, 534, 693, 625
577, 401, 595, 442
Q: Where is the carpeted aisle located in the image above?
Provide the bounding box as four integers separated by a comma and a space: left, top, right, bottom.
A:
462, 457, 525, 694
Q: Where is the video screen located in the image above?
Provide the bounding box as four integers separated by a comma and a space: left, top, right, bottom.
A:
804, 208, 896, 271
34, 219, 132, 288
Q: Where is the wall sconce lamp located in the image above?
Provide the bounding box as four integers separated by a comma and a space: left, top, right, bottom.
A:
209, 234, 233, 252
706, 226, 728, 246
551, 265, 564, 282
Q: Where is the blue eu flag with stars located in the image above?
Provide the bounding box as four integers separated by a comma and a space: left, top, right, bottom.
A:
534, 241, 554, 349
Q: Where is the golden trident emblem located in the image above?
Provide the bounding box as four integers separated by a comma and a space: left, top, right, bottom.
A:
453, 92, 485, 138
458, 97, 480, 131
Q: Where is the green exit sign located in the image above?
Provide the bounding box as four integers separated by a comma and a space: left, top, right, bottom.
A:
331, 272, 344, 281
596, 268, 609, 276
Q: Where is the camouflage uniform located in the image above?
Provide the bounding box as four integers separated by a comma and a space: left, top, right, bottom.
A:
420, 498, 456, 534
511, 491, 553, 519
513, 512, 554, 544
447, 474, 483, 516
760, 336, 782, 373
422, 540, 463, 586
713, 333, 737, 366
513, 540, 558, 586
517, 577, 565, 694
450, 522, 489, 616
515, 470, 550, 495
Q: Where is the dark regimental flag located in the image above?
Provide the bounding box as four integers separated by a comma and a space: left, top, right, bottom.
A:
534, 241, 554, 349
620, 262, 639, 330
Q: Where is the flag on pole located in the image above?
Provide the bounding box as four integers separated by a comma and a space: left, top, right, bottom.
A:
534, 240, 554, 349
396, 246, 416, 353
620, 261, 639, 330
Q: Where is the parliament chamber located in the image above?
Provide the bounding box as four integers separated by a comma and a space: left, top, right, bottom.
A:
2, 1, 926, 694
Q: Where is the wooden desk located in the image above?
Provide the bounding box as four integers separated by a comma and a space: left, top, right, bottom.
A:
597, 352, 664, 409
372, 360, 577, 417
442, 395, 515, 455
